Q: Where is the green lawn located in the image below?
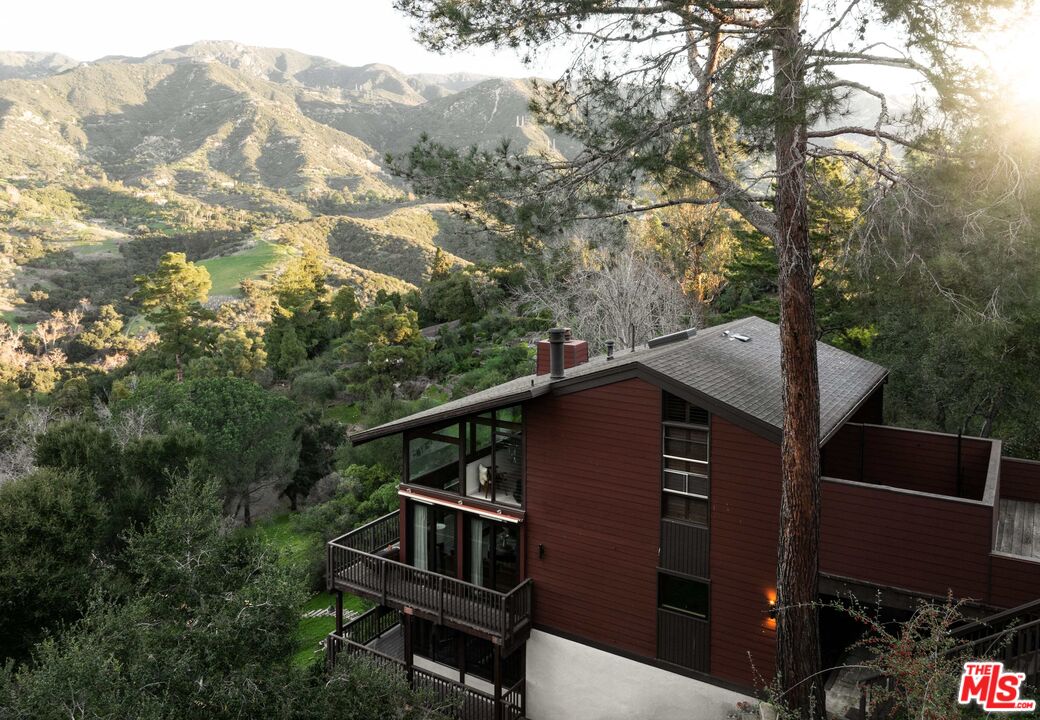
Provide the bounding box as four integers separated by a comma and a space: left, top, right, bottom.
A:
69, 236, 122, 257
200, 240, 288, 296
247, 513, 370, 667
325, 403, 361, 424
293, 591, 370, 667
1, 310, 36, 332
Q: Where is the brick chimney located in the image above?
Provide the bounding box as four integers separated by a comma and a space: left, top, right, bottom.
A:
535, 328, 590, 377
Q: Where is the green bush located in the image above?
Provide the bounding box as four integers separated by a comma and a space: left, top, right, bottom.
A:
290, 371, 341, 403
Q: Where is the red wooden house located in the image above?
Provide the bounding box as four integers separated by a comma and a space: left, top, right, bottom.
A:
326, 317, 1040, 720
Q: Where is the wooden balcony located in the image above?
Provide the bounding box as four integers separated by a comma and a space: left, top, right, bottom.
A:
326, 607, 525, 720
326, 511, 532, 650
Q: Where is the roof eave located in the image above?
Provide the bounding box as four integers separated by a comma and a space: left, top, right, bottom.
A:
818, 370, 890, 447
347, 385, 547, 446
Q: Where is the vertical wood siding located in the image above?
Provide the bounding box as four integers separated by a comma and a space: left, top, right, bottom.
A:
660, 520, 709, 578
525, 379, 661, 658
709, 417, 780, 685
657, 609, 710, 671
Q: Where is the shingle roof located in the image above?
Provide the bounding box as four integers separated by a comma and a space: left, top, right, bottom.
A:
349, 316, 888, 446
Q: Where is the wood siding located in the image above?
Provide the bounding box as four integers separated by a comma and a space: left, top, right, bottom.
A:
709, 417, 780, 685
821, 479, 992, 600
524, 378, 661, 658
822, 424, 992, 500
991, 554, 1040, 608
660, 520, 709, 579
848, 385, 884, 425
1000, 458, 1040, 504
657, 609, 710, 672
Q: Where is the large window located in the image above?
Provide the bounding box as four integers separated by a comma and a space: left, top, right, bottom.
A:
662, 392, 710, 526
409, 501, 457, 577
465, 517, 520, 593
408, 423, 462, 492
399, 405, 523, 508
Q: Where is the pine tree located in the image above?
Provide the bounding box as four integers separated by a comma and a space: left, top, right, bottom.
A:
132, 252, 213, 381
391, 1, 1007, 714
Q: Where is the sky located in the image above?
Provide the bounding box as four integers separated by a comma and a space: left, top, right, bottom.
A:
1, 0, 1037, 109
0, 0, 571, 77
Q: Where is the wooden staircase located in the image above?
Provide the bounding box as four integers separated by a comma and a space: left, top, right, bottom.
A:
851, 599, 1040, 719
950, 598, 1040, 686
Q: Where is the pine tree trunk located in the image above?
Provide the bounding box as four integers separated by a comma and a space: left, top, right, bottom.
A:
772, 1, 825, 717
243, 491, 252, 527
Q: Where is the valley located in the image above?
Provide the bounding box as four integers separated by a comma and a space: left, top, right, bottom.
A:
0, 41, 563, 327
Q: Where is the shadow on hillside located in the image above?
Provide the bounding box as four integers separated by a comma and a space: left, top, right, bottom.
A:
79, 63, 250, 181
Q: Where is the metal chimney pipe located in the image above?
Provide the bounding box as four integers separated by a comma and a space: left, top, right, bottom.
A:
606, 340, 615, 360
549, 328, 566, 379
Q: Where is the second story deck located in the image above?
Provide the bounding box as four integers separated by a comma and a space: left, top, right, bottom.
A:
326, 511, 532, 651
820, 422, 1040, 609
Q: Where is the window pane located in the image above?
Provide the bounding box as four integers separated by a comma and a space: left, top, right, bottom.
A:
659, 574, 709, 619
686, 474, 709, 497
492, 429, 523, 507
409, 433, 460, 492
663, 471, 687, 493
665, 426, 708, 443
464, 422, 494, 501
663, 495, 708, 525
494, 524, 520, 592
431, 506, 456, 577
664, 437, 707, 462
496, 405, 523, 424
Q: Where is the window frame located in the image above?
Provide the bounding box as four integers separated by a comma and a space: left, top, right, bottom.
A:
657, 570, 711, 621
402, 405, 525, 510
661, 393, 711, 527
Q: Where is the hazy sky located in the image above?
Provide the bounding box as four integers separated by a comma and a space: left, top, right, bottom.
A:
0, 0, 570, 77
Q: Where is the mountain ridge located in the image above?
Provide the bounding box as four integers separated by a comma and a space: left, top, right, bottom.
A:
0, 41, 564, 326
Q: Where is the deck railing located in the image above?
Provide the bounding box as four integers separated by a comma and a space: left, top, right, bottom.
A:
327, 510, 532, 645
326, 631, 524, 720
343, 605, 400, 646
951, 598, 1040, 688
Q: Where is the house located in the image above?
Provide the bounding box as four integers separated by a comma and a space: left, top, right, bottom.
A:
325, 316, 1040, 720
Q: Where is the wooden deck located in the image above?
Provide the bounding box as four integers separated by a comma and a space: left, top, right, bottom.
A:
327, 511, 532, 649
995, 499, 1040, 560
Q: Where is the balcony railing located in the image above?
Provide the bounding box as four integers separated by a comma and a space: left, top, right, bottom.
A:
327, 618, 525, 720
327, 511, 532, 648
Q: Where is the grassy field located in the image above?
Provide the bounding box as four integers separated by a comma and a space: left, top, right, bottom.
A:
1, 310, 36, 332
200, 240, 288, 296
293, 591, 369, 667
324, 403, 361, 424
246, 513, 370, 667
70, 236, 123, 257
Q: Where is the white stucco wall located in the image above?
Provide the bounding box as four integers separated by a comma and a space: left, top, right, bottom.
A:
525, 630, 753, 720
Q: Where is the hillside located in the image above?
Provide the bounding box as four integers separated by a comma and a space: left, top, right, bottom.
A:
0, 41, 563, 326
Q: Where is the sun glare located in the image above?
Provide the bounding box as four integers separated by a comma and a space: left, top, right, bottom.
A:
977, 8, 1040, 110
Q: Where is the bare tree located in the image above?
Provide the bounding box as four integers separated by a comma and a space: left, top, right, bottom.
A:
518, 232, 698, 349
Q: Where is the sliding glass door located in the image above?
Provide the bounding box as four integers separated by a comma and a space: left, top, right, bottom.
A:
409, 502, 457, 577
465, 517, 520, 593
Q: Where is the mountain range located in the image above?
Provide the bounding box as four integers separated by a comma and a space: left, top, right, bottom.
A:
0, 41, 567, 323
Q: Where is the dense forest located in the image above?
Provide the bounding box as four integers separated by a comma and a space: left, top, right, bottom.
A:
2, 8, 1040, 719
